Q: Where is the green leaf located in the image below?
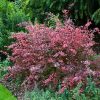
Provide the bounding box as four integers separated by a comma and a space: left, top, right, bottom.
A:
0, 84, 16, 100
92, 8, 100, 25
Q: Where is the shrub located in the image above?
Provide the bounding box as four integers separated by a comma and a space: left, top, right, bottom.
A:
0, 59, 11, 78
0, 0, 29, 51
5, 20, 100, 92
18, 0, 100, 25
24, 78, 100, 100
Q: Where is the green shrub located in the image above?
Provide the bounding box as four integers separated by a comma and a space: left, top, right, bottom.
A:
24, 78, 100, 100
19, 0, 100, 25
0, 0, 30, 51
0, 60, 11, 78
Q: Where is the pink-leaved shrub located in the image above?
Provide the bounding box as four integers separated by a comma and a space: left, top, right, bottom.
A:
5, 20, 100, 92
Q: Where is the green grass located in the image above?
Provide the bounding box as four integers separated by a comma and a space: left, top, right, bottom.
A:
0, 84, 16, 100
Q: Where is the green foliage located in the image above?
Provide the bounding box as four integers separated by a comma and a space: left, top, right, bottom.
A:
69, 0, 100, 25
24, 89, 61, 100
90, 54, 100, 60
45, 13, 60, 28
0, 0, 30, 51
19, 0, 100, 25
92, 8, 100, 25
18, 0, 69, 23
83, 78, 100, 100
0, 84, 16, 100
0, 60, 11, 78
24, 79, 100, 100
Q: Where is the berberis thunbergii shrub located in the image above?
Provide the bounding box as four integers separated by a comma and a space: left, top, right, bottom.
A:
5, 20, 100, 93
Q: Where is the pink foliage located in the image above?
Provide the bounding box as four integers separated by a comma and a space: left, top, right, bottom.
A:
5, 20, 99, 92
